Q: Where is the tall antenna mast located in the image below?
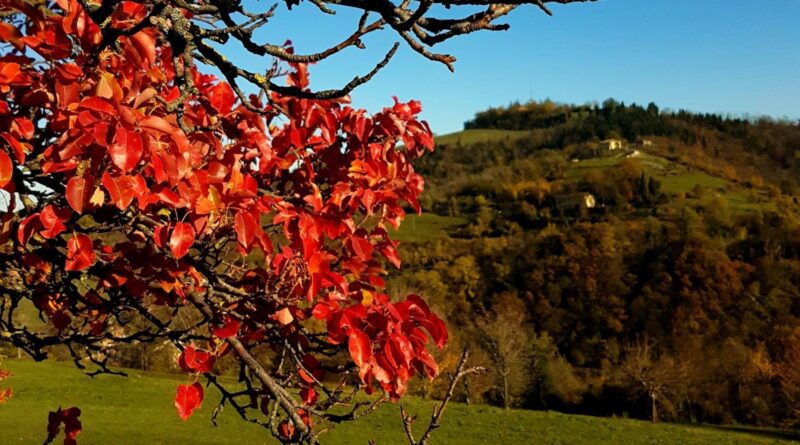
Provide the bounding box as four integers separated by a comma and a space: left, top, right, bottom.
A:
529, 80, 533, 102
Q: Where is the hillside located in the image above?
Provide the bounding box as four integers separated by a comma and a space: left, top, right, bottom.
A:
1, 359, 798, 445
386, 100, 800, 429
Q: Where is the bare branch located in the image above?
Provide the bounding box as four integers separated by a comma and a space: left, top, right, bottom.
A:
400, 349, 486, 445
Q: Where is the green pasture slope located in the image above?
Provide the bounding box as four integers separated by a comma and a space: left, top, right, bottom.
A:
434, 129, 530, 146
1, 359, 798, 444
389, 213, 467, 243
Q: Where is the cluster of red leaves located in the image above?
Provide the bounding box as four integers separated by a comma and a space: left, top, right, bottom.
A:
1, 0, 446, 431
0, 368, 11, 404
45, 407, 82, 445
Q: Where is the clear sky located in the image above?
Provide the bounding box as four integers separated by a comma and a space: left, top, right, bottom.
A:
233, 0, 800, 135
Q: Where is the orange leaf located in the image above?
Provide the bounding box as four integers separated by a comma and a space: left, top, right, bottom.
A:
0, 150, 12, 187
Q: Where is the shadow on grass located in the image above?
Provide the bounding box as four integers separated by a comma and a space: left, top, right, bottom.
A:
680, 422, 800, 442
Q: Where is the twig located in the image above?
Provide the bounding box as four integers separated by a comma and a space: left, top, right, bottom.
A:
400, 349, 486, 445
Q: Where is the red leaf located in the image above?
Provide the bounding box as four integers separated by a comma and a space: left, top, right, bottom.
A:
130, 31, 156, 66
169, 222, 195, 259
278, 420, 296, 441
17, 213, 41, 245
55, 63, 82, 82
78, 96, 115, 115
109, 128, 143, 172
0, 388, 11, 404
300, 387, 318, 405
139, 115, 173, 134
62, 407, 82, 445
0, 150, 12, 187
65, 234, 95, 271
0, 23, 23, 50
175, 382, 203, 421
212, 316, 241, 338
12, 117, 35, 140
178, 344, 215, 373
0, 62, 20, 84
102, 172, 135, 210
46, 406, 81, 445
0, 133, 28, 163
39, 205, 69, 239
234, 211, 257, 248
381, 244, 402, 268
350, 236, 373, 261
348, 328, 371, 370
153, 224, 169, 249
208, 82, 235, 115
65, 176, 93, 214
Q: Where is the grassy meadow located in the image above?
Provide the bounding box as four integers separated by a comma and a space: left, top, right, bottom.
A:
433, 129, 531, 146
1, 359, 798, 444
388, 213, 467, 243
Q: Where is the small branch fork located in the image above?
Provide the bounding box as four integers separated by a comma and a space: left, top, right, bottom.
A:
400, 349, 486, 445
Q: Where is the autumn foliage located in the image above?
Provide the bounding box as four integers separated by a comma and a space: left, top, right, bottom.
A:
0, 0, 446, 442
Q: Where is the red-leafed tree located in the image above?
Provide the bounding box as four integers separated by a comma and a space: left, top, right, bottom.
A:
0, 1, 590, 443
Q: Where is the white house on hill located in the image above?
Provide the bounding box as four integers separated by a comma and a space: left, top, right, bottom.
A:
556, 192, 597, 211
600, 139, 623, 151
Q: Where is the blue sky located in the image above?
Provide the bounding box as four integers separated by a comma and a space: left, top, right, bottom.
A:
233, 0, 800, 134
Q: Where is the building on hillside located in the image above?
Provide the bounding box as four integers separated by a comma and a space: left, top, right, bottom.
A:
599, 139, 623, 151
638, 139, 653, 147
556, 192, 597, 211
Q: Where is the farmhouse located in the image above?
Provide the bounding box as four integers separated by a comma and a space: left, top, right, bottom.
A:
556, 192, 597, 211
599, 139, 623, 151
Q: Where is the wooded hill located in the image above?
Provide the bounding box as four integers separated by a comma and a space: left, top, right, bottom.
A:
387, 100, 800, 427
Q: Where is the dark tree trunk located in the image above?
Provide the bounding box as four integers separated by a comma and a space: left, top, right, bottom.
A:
502, 373, 509, 409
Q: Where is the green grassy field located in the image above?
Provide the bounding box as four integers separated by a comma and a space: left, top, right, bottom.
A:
1, 359, 798, 444
434, 129, 530, 146
389, 213, 467, 243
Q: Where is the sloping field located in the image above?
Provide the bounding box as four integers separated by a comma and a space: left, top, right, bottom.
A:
1, 359, 797, 444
